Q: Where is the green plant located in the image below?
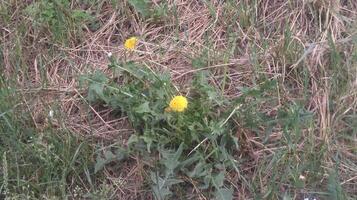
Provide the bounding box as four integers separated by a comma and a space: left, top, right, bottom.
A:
0, 77, 94, 199
82, 54, 285, 199
2, 0, 356, 199
128, 0, 170, 22
25, 0, 91, 43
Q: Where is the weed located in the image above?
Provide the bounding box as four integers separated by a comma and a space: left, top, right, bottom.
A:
1, 0, 357, 199
25, 0, 92, 43
0, 76, 95, 199
80, 50, 315, 199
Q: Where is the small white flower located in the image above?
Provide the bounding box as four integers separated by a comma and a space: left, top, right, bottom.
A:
107, 52, 113, 57
48, 110, 54, 118
299, 175, 306, 180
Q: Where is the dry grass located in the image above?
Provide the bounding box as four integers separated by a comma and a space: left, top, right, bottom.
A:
1, 0, 357, 199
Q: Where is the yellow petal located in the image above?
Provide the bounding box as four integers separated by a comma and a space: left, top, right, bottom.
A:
169, 95, 188, 112
124, 37, 138, 50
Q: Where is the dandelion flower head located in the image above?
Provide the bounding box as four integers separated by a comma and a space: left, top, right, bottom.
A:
124, 37, 138, 50
169, 95, 188, 112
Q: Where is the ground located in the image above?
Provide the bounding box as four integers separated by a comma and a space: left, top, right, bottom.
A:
0, 0, 356, 199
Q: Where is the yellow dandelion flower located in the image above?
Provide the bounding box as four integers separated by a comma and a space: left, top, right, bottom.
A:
169, 95, 188, 112
124, 37, 138, 50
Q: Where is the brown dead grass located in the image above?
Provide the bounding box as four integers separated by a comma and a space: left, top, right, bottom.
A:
2, 0, 357, 199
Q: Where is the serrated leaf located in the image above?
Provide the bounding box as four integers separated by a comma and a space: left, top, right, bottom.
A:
165, 178, 183, 186
215, 187, 233, 200
152, 186, 171, 200
88, 83, 105, 102
86, 71, 109, 102
135, 102, 151, 113
117, 61, 158, 83
94, 157, 106, 174
141, 135, 153, 153
161, 143, 184, 172
180, 152, 201, 168
94, 150, 116, 173
104, 150, 116, 160
212, 171, 225, 188
150, 172, 183, 200
94, 149, 127, 173
128, 0, 150, 17
200, 174, 211, 190
187, 162, 208, 178
127, 134, 139, 147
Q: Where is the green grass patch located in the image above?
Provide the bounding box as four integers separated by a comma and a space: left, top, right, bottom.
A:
0, 77, 95, 199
